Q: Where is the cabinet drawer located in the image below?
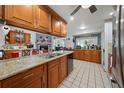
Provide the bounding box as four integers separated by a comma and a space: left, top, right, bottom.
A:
2, 65, 43, 88
48, 59, 60, 68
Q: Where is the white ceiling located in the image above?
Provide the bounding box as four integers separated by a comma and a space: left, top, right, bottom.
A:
49, 5, 114, 36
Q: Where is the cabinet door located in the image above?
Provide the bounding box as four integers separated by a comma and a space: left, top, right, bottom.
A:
79, 50, 85, 60
42, 64, 48, 88
52, 17, 61, 35
25, 33, 30, 44
5, 5, 34, 28
85, 50, 91, 61
91, 50, 101, 63
61, 22, 67, 37
73, 50, 77, 59
0, 5, 2, 19
35, 6, 51, 33
48, 60, 59, 88
60, 56, 67, 83
0, 81, 1, 88
8, 31, 16, 44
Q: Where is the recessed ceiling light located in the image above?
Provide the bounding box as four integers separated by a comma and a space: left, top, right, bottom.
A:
81, 5, 91, 9
109, 12, 114, 16
80, 26, 86, 30
70, 16, 74, 21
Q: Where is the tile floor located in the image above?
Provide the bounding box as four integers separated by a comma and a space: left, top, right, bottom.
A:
58, 60, 113, 88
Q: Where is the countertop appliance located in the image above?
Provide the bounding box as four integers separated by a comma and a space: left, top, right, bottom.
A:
112, 5, 124, 88
0, 50, 5, 60
67, 53, 73, 75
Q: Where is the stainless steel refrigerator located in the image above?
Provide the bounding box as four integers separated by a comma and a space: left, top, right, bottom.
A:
112, 5, 124, 88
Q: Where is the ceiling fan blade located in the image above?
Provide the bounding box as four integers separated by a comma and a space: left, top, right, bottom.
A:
89, 5, 97, 13
70, 5, 81, 16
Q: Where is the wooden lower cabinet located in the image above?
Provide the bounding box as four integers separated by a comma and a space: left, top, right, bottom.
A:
0, 55, 69, 88
48, 59, 60, 88
42, 64, 48, 88
0, 81, 1, 88
2, 65, 44, 88
73, 49, 101, 64
73, 50, 85, 60
73, 50, 79, 59
59, 56, 67, 83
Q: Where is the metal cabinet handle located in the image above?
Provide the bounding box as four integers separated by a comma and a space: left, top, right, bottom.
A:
23, 73, 34, 80
42, 72, 46, 87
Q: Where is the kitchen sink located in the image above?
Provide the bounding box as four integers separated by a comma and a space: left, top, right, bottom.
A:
38, 53, 63, 59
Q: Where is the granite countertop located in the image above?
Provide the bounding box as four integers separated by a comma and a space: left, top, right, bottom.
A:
0, 51, 73, 80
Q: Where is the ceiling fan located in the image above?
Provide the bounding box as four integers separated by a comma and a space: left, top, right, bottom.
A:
70, 5, 97, 16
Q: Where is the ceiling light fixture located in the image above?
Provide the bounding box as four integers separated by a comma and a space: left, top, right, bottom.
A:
70, 16, 74, 21
80, 26, 86, 30
81, 5, 91, 9
109, 12, 114, 16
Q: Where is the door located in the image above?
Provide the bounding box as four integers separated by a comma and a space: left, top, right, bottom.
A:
48, 64, 59, 88
61, 21, 67, 36
35, 6, 51, 33
5, 5, 34, 28
52, 16, 61, 35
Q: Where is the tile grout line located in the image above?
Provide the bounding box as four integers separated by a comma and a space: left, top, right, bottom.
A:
71, 61, 82, 87
93, 64, 96, 88
87, 64, 91, 88
99, 65, 112, 88
79, 62, 87, 87
95, 64, 97, 88
59, 60, 112, 88
61, 60, 80, 88
98, 65, 105, 88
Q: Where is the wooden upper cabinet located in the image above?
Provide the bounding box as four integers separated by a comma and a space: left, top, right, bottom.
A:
5, 5, 35, 29
52, 16, 61, 35
0, 5, 3, 19
35, 6, 51, 33
61, 21, 67, 37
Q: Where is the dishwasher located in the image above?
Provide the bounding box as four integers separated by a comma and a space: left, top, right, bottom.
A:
67, 53, 73, 75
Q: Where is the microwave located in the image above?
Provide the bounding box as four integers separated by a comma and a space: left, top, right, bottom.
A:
0, 50, 5, 60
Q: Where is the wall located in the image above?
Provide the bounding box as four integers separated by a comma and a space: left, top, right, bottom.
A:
67, 28, 102, 49
104, 20, 113, 71
0, 24, 38, 49
0, 28, 5, 48
75, 36, 98, 47
101, 31, 105, 66
49, 36, 64, 50
9, 26, 37, 49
